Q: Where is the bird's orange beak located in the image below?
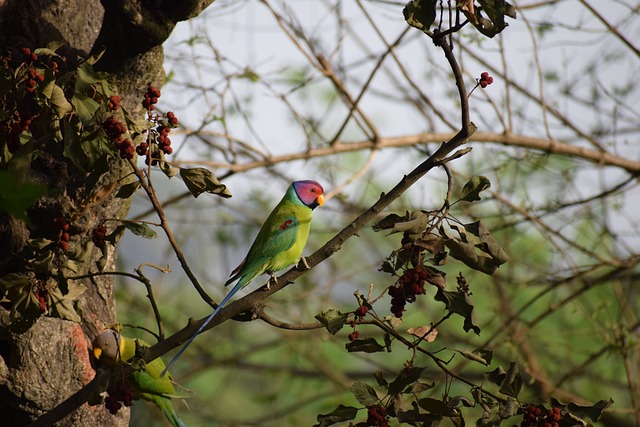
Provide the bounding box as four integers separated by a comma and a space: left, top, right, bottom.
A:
93, 347, 102, 360
317, 194, 325, 207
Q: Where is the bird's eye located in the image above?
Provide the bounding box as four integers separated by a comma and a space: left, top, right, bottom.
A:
310, 188, 316, 193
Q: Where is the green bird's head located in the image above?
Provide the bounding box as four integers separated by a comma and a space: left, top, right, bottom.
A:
292, 180, 324, 210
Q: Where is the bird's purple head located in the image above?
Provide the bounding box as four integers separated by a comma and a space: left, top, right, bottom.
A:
292, 180, 325, 210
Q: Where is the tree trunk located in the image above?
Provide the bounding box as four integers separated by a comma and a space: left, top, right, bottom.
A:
0, 0, 210, 424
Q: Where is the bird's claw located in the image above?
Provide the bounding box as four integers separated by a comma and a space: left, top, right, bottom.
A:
298, 257, 310, 269
267, 274, 278, 289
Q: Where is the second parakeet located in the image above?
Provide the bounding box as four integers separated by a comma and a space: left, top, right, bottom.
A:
93, 331, 186, 427
163, 180, 324, 374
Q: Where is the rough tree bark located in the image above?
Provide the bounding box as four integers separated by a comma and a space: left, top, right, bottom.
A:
0, 0, 214, 425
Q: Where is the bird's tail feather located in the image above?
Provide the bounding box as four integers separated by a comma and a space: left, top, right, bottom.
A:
161, 281, 244, 377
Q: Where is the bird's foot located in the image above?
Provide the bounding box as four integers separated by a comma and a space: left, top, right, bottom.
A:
267, 274, 278, 289
298, 257, 310, 269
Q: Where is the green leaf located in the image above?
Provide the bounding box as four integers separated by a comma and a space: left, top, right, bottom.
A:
373, 210, 430, 236
314, 309, 348, 335
389, 366, 426, 395
0, 273, 41, 333
76, 61, 108, 94
49, 281, 85, 323
7, 132, 35, 185
418, 398, 451, 416
350, 382, 379, 406
434, 289, 481, 335
443, 221, 508, 275
71, 93, 101, 126
0, 171, 47, 220
460, 176, 491, 202
566, 399, 613, 422
460, 0, 516, 38
373, 369, 388, 388
403, 0, 437, 31
315, 404, 358, 427
33, 41, 65, 57
118, 220, 158, 239
48, 83, 73, 118
180, 167, 232, 198
116, 181, 141, 199
484, 366, 506, 386
345, 337, 385, 353
498, 361, 522, 398
85, 154, 111, 195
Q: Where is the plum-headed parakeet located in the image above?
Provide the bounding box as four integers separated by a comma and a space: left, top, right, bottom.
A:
93, 331, 186, 427
163, 180, 324, 374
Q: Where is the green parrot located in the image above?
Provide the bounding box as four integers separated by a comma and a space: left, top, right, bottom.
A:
93, 331, 187, 427
162, 180, 325, 375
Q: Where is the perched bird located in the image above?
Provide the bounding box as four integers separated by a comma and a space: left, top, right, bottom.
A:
93, 331, 186, 427
162, 180, 324, 375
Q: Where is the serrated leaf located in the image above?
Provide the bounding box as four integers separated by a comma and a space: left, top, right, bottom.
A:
389, 366, 425, 395
350, 382, 379, 406
345, 337, 385, 353
180, 167, 232, 198
403, 0, 437, 31
434, 288, 481, 335
460, 176, 491, 202
118, 220, 157, 239
315, 404, 358, 427
314, 309, 348, 335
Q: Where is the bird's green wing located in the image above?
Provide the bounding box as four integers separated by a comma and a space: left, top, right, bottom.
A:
227, 210, 300, 285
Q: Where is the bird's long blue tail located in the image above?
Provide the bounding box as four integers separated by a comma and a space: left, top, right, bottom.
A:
161, 281, 243, 377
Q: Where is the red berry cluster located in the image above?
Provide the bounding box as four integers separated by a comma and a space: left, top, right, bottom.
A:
108, 95, 121, 111
388, 267, 427, 318
53, 216, 71, 251
136, 111, 179, 164
103, 117, 134, 159
26, 67, 44, 93
521, 405, 562, 427
142, 84, 161, 111
166, 111, 178, 126
92, 225, 108, 249
366, 405, 389, 427
479, 72, 494, 88
105, 380, 134, 415
156, 125, 173, 155
34, 279, 48, 313
1, 112, 33, 153
21, 47, 38, 62
348, 305, 368, 341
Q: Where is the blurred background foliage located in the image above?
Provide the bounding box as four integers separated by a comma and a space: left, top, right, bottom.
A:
111, 1, 639, 425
